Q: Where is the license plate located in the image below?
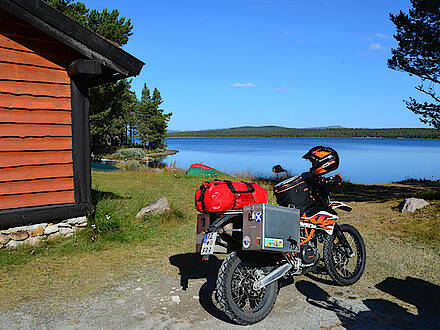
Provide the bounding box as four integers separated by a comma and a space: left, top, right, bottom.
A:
201, 232, 218, 255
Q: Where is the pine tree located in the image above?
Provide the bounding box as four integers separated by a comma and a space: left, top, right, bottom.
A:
44, 0, 137, 152
137, 85, 172, 150
137, 84, 152, 149
388, 0, 440, 128
88, 79, 136, 151
149, 88, 172, 150
43, 0, 133, 46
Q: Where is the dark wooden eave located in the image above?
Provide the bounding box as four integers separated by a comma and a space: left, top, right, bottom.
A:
0, 0, 145, 78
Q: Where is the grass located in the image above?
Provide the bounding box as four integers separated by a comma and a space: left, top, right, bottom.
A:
0, 170, 439, 311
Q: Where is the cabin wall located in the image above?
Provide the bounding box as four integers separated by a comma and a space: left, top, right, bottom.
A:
0, 9, 78, 211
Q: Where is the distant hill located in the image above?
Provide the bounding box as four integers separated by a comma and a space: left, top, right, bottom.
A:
167, 126, 440, 139
307, 125, 344, 129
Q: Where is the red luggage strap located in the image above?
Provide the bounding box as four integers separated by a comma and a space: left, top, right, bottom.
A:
218, 180, 256, 194
197, 180, 257, 213
197, 183, 209, 213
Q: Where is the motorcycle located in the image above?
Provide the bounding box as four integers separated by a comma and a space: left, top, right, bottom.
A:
196, 147, 366, 325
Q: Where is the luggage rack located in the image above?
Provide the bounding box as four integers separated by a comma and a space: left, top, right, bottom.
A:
208, 209, 243, 232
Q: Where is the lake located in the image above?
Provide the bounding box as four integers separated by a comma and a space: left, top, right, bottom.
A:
164, 137, 440, 184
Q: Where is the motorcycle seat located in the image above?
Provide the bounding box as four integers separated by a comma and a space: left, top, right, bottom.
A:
304, 204, 337, 217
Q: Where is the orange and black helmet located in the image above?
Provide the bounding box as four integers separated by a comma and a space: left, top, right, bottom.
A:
303, 146, 339, 175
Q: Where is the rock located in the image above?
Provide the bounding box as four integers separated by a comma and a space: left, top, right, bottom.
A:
30, 225, 44, 237
0, 223, 47, 234
171, 296, 181, 303
76, 222, 88, 228
67, 216, 87, 225
399, 198, 429, 213
0, 234, 10, 244
47, 232, 61, 240
4, 223, 47, 234
58, 222, 72, 228
6, 240, 25, 249
10, 230, 29, 241
59, 227, 74, 236
26, 236, 42, 246
44, 224, 59, 235
136, 197, 170, 219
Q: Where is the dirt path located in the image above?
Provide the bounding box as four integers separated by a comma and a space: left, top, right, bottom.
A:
1, 260, 439, 330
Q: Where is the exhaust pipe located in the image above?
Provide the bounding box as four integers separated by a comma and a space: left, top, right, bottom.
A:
253, 263, 292, 290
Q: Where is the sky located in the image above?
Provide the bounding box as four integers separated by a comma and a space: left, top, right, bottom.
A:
83, 0, 426, 131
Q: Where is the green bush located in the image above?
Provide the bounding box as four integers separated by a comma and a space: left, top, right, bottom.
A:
415, 189, 440, 200
123, 160, 146, 171
110, 148, 146, 160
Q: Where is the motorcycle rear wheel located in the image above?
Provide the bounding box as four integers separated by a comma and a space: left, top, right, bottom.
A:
323, 224, 366, 286
216, 251, 278, 325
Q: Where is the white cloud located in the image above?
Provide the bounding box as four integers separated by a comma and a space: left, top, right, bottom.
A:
375, 33, 391, 39
231, 82, 257, 88
369, 42, 382, 50
273, 86, 289, 92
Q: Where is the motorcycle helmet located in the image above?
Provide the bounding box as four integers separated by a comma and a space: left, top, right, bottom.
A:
303, 146, 339, 175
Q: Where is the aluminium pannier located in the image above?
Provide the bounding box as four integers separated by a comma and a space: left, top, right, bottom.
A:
195, 180, 268, 213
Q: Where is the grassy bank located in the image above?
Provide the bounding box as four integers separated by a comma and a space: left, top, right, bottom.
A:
0, 170, 439, 310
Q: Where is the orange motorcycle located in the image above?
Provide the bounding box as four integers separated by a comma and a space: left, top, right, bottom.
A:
196, 146, 366, 325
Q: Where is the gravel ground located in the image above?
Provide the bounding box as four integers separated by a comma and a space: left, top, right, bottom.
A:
1, 262, 439, 330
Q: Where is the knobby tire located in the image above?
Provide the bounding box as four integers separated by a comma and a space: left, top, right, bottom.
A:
323, 224, 366, 286
216, 251, 278, 325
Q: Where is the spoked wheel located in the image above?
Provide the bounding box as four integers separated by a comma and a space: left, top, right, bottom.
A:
216, 251, 278, 325
323, 224, 366, 286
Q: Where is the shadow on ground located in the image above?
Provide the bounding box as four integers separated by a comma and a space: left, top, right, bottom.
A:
330, 182, 430, 203
91, 189, 129, 205
261, 177, 439, 203
296, 276, 440, 329
304, 263, 336, 286
169, 253, 233, 323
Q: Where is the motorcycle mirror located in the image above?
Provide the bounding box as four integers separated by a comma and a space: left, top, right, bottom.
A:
272, 165, 286, 173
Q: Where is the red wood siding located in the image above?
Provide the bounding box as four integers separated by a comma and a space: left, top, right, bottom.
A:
0, 108, 71, 124
0, 123, 72, 137
0, 191, 75, 210
0, 81, 71, 97
0, 151, 73, 168
0, 164, 73, 182
0, 9, 76, 210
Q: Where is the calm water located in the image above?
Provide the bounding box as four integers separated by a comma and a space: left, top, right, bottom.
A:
164, 137, 440, 184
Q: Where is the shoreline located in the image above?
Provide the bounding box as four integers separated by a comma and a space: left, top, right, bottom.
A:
142, 149, 178, 160
167, 136, 440, 140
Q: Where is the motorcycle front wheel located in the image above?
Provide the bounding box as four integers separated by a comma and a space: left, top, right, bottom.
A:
216, 251, 278, 325
323, 224, 366, 286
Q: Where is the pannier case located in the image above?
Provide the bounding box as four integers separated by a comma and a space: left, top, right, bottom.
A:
273, 175, 315, 214
242, 203, 300, 253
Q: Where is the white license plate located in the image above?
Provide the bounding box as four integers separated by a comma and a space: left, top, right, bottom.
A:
201, 232, 218, 255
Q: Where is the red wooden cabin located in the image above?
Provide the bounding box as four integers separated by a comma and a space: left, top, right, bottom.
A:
0, 0, 144, 229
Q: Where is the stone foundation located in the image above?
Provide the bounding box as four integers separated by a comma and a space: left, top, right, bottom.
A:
0, 216, 87, 249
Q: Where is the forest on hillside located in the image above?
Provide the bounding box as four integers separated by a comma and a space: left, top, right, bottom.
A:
168, 126, 440, 139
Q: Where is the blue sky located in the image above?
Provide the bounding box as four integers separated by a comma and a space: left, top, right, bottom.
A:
84, 0, 425, 131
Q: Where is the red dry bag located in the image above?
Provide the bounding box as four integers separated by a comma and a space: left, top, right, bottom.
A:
195, 180, 268, 213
